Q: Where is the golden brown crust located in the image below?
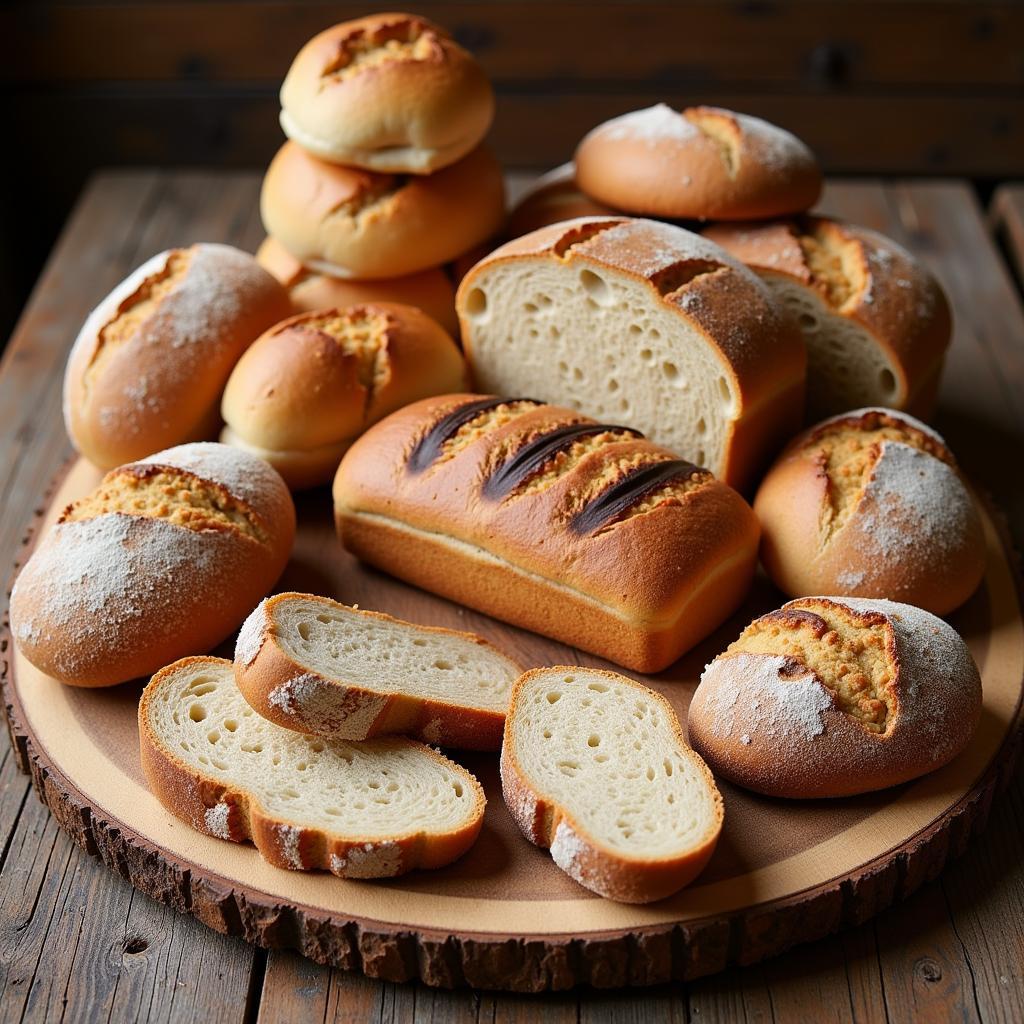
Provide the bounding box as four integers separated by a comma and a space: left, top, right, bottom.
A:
505, 163, 619, 239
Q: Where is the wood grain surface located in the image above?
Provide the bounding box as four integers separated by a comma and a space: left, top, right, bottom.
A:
0, 173, 1022, 1020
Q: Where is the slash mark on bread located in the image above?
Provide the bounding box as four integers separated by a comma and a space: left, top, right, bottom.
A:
552, 220, 626, 259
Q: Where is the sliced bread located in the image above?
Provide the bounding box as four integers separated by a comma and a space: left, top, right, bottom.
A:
140, 656, 485, 877
235, 593, 523, 750
500, 667, 723, 903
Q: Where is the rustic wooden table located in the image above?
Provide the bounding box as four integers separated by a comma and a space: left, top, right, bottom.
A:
1, 172, 1022, 1022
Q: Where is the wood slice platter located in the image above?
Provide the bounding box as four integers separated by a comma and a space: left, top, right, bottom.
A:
3, 457, 1023, 992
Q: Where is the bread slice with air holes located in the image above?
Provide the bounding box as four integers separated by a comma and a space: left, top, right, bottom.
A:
501, 667, 723, 903
140, 656, 485, 877
235, 593, 523, 750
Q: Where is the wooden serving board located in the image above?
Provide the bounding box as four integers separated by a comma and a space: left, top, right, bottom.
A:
4, 457, 1023, 993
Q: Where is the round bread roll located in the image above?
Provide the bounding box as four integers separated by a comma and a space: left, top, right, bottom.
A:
220, 303, 467, 489
260, 142, 505, 280
575, 104, 822, 221
10, 443, 295, 688
703, 217, 952, 419
687, 596, 983, 798
279, 13, 493, 173
754, 408, 985, 615
255, 236, 458, 335
505, 163, 618, 239
64, 244, 292, 470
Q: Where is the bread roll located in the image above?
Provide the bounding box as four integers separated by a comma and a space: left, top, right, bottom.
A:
260, 142, 505, 280
687, 597, 982, 798
575, 104, 822, 220
279, 12, 494, 173
754, 408, 985, 615
458, 217, 806, 490
333, 395, 761, 672
704, 217, 952, 419
64, 244, 291, 469
256, 236, 458, 335
10, 443, 295, 687
505, 163, 618, 238
220, 303, 467, 489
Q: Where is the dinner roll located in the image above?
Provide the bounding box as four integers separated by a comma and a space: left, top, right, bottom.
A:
704, 217, 952, 419
64, 244, 291, 469
575, 104, 822, 220
221, 303, 466, 488
688, 597, 983, 798
754, 408, 985, 615
279, 13, 494, 173
255, 237, 458, 335
260, 142, 505, 279
505, 163, 618, 239
10, 443, 295, 688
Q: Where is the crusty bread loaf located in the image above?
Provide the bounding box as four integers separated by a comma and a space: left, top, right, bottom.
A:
279, 13, 494, 173
688, 597, 982, 798
457, 217, 806, 490
256, 236, 458, 335
754, 408, 985, 615
63, 244, 291, 469
501, 667, 723, 902
505, 163, 619, 239
140, 657, 485, 877
220, 303, 467, 489
10, 443, 295, 687
234, 593, 522, 750
575, 104, 822, 220
260, 142, 505, 280
333, 395, 760, 672
703, 217, 952, 419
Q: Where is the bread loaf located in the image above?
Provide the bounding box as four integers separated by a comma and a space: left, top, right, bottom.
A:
333, 395, 760, 672
754, 408, 985, 615
687, 597, 983, 798
220, 303, 467, 489
501, 667, 723, 902
10, 443, 295, 687
704, 217, 952, 419
64, 244, 291, 469
505, 163, 618, 239
457, 217, 806, 490
575, 104, 822, 220
141, 657, 485, 877
235, 593, 522, 749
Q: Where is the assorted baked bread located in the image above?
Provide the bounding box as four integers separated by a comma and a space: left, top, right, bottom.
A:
754, 408, 985, 615
11, 443, 295, 687
704, 217, 952, 419
574, 104, 822, 221
505, 162, 618, 238
458, 216, 806, 489
220, 303, 466, 488
63, 244, 291, 469
501, 667, 723, 902
688, 597, 983, 798
234, 593, 522, 749
332, 394, 761, 672
140, 656, 486, 876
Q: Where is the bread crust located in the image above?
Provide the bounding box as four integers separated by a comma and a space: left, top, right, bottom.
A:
332, 395, 760, 672
140, 657, 486, 876
687, 598, 983, 798
278, 13, 493, 173
260, 142, 505, 279
505, 163, 619, 239
233, 592, 522, 750
501, 667, 723, 902
575, 104, 821, 220
63, 244, 291, 470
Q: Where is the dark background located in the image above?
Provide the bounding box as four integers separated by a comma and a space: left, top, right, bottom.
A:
3, 0, 1023, 344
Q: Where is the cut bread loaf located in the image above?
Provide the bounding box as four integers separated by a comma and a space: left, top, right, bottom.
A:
457, 217, 805, 490
140, 657, 485, 877
704, 217, 952, 419
234, 593, 522, 750
688, 597, 983, 798
501, 667, 723, 903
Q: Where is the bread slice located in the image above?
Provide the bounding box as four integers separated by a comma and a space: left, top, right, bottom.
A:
500, 667, 723, 903
235, 593, 523, 750
140, 656, 485, 877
